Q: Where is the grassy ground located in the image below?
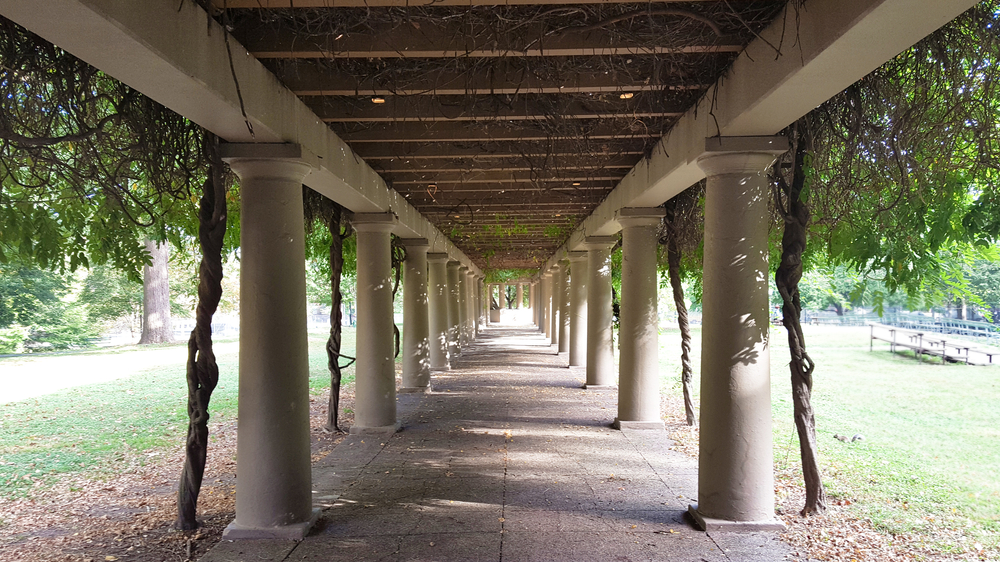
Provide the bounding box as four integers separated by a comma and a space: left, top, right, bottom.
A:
0, 328, 358, 499
658, 323, 1000, 556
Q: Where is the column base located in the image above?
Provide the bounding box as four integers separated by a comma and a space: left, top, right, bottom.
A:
398, 385, 432, 394
583, 384, 617, 390
612, 418, 664, 430
686, 505, 786, 532
431, 365, 451, 372
222, 508, 320, 540
349, 421, 403, 435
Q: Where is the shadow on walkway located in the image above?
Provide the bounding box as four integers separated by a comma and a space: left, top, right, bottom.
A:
201, 323, 790, 562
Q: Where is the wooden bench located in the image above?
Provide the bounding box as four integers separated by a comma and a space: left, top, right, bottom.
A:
869, 323, 998, 365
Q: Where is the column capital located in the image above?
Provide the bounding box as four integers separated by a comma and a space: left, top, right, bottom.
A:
446, 260, 462, 269
399, 237, 430, 249
459, 264, 470, 271
222, 142, 313, 184
617, 207, 665, 228
427, 252, 450, 263
352, 212, 398, 233
698, 136, 789, 176
584, 236, 618, 250
567, 251, 587, 262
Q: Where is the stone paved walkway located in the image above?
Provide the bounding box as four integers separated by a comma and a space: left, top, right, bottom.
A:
202, 323, 791, 562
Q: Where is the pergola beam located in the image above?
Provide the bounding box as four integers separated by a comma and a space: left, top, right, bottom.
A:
372, 156, 637, 172
354, 143, 647, 160
277, 60, 710, 96
335, 121, 663, 142
223, 0, 750, 7
0, 0, 483, 274
236, 21, 742, 59
306, 96, 685, 123
385, 171, 625, 184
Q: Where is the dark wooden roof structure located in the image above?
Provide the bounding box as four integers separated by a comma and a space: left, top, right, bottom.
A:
226, 0, 788, 269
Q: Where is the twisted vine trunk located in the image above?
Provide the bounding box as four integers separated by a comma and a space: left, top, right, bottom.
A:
663, 202, 696, 426
775, 136, 827, 516
325, 203, 347, 432
176, 133, 226, 530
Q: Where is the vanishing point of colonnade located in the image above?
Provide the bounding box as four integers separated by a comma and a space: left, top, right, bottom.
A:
222, 136, 784, 540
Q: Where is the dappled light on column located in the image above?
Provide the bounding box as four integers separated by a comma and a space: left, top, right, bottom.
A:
692, 136, 787, 531
585, 236, 618, 388
568, 251, 588, 368
446, 261, 462, 357
401, 238, 431, 393
223, 145, 317, 539
614, 208, 665, 430
427, 253, 451, 371
352, 212, 400, 434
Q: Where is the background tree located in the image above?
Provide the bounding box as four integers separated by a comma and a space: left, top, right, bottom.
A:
79, 264, 144, 338
138, 239, 173, 344
304, 187, 356, 432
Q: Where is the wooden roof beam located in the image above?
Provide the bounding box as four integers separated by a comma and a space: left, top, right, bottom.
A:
235, 22, 742, 59
371, 155, 637, 172
385, 171, 625, 183
306, 96, 685, 123
352, 141, 648, 159
275, 61, 709, 96
335, 121, 663, 143
223, 0, 752, 7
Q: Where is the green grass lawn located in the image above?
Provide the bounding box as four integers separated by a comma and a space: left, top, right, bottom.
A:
658, 323, 1000, 551
0, 328, 358, 498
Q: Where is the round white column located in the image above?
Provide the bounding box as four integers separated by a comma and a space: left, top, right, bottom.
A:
568, 252, 588, 368
614, 207, 666, 430
515, 283, 523, 309
464, 269, 477, 341
446, 261, 462, 356
499, 283, 507, 309
475, 276, 483, 335
550, 266, 561, 346
225, 151, 316, 539
692, 141, 786, 531
351, 212, 400, 434
585, 237, 618, 388
543, 272, 553, 339
427, 253, 451, 371
457, 265, 470, 348
558, 259, 571, 354
400, 239, 431, 393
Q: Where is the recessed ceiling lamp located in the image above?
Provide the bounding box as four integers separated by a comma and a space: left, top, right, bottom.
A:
619, 92, 634, 100
571, 182, 581, 186
371, 96, 386, 104
454, 215, 461, 218
555, 213, 562, 217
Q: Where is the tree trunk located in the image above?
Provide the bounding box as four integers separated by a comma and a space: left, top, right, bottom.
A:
325, 204, 353, 432
138, 239, 173, 344
774, 132, 827, 516
663, 201, 696, 426
176, 132, 226, 530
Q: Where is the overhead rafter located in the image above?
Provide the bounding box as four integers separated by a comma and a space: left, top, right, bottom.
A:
273, 59, 714, 96
234, 20, 743, 59
305, 95, 686, 122
334, 121, 667, 143
384, 171, 626, 184
221, 0, 753, 7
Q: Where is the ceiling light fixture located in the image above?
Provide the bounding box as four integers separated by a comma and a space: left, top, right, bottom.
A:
572, 182, 581, 186
371, 96, 386, 104
619, 92, 634, 100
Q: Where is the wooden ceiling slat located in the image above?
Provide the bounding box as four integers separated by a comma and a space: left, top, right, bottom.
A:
307, 96, 684, 122
335, 121, 663, 142
236, 21, 742, 59
224, 0, 744, 7
275, 60, 709, 96
371, 155, 637, 172
353, 142, 647, 159
384, 170, 626, 183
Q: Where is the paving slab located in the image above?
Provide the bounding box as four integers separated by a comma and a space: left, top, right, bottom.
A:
199, 323, 792, 561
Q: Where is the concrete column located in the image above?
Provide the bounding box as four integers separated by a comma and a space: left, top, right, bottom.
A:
691, 138, 787, 531
516, 283, 523, 309
558, 259, 570, 354
458, 265, 470, 348
614, 207, 665, 431
585, 236, 618, 388
568, 252, 588, 368
528, 282, 535, 314
427, 253, 451, 371
475, 276, 483, 335
223, 148, 316, 539
550, 265, 561, 346
499, 283, 507, 309
464, 269, 476, 341
400, 239, 431, 393
351, 212, 400, 434
446, 261, 461, 356
542, 273, 552, 339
